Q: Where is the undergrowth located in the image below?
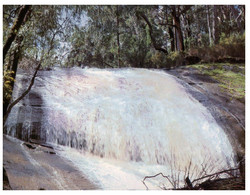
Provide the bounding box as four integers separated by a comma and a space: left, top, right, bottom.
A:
189, 63, 245, 100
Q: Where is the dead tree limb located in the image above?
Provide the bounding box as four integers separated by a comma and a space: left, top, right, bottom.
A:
142, 172, 175, 190
191, 167, 240, 184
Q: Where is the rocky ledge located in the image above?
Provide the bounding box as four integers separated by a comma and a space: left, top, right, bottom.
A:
3, 135, 98, 190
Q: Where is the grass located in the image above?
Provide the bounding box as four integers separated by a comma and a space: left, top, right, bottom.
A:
188, 63, 245, 100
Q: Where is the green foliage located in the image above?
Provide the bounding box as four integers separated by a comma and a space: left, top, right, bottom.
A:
150, 52, 168, 68
188, 32, 245, 62
3, 5, 245, 70
149, 51, 185, 69
3, 70, 15, 104
220, 32, 245, 45
166, 51, 185, 68
190, 63, 245, 99
218, 33, 245, 58
145, 25, 151, 46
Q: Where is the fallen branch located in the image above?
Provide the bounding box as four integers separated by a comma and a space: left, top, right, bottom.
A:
142, 167, 241, 190
191, 167, 240, 184
142, 172, 175, 190
103, 61, 115, 68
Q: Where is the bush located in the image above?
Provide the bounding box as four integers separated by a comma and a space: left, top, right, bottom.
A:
219, 33, 245, 58
150, 51, 185, 69
3, 70, 15, 105
167, 51, 185, 67
188, 33, 245, 63
150, 51, 168, 68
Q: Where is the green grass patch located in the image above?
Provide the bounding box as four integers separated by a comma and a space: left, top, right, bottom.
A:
188, 63, 245, 100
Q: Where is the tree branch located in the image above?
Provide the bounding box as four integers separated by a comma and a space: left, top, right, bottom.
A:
136, 11, 168, 54
3, 5, 32, 63
103, 61, 115, 68
158, 22, 177, 28
142, 172, 175, 190
179, 5, 192, 16
191, 167, 240, 184
3, 62, 41, 125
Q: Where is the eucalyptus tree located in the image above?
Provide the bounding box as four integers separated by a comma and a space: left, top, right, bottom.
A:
3, 5, 32, 63
3, 5, 74, 123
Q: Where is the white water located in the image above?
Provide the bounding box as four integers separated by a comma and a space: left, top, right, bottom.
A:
7, 67, 236, 189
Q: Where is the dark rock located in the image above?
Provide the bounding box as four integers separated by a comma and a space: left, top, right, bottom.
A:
222, 65, 232, 71
30, 122, 42, 140
189, 73, 219, 83
44, 151, 56, 155
184, 56, 201, 65
23, 143, 36, 150
3, 167, 12, 190
215, 57, 245, 64
70, 131, 78, 148
185, 177, 193, 189
232, 66, 243, 73
29, 139, 54, 150
237, 97, 245, 104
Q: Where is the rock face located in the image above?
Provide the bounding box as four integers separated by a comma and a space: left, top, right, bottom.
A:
3, 135, 98, 190
3, 167, 12, 190
168, 66, 245, 159
4, 69, 47, 142
3, 67, 244, 190
3, 69, 98, 190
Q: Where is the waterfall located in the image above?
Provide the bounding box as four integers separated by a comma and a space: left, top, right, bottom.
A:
5, 67, 236, 189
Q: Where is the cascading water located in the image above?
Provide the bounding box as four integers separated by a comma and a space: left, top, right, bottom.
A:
5, 67, 236, 189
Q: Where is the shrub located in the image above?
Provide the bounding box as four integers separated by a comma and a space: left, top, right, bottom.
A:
150, 51, 168, 68
3, 70, 15, 105
188, 33, 245, 63
150, 51, 185, 69
219, 33, 245, 58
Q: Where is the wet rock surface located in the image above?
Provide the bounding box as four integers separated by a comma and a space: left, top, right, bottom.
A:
3, 67, 244, 190
3, 135, 98, 190
167, 66, 245, 159
4, 69, 47, 142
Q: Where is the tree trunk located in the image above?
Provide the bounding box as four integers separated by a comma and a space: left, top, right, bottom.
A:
173, 21, 178, 51
207, 5, 213, 46
3, 5, 31, 63
212, 5, 219, 44
181, 14, 191, 49
137, 11, 168, 54
116, 5, 121, 67
171, 6, 184, 51
3, 36, 23, 117
168, 27, 175, 52
3, 62, 41, 126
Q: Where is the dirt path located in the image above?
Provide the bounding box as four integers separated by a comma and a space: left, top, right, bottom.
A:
3, 135, 99, 190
